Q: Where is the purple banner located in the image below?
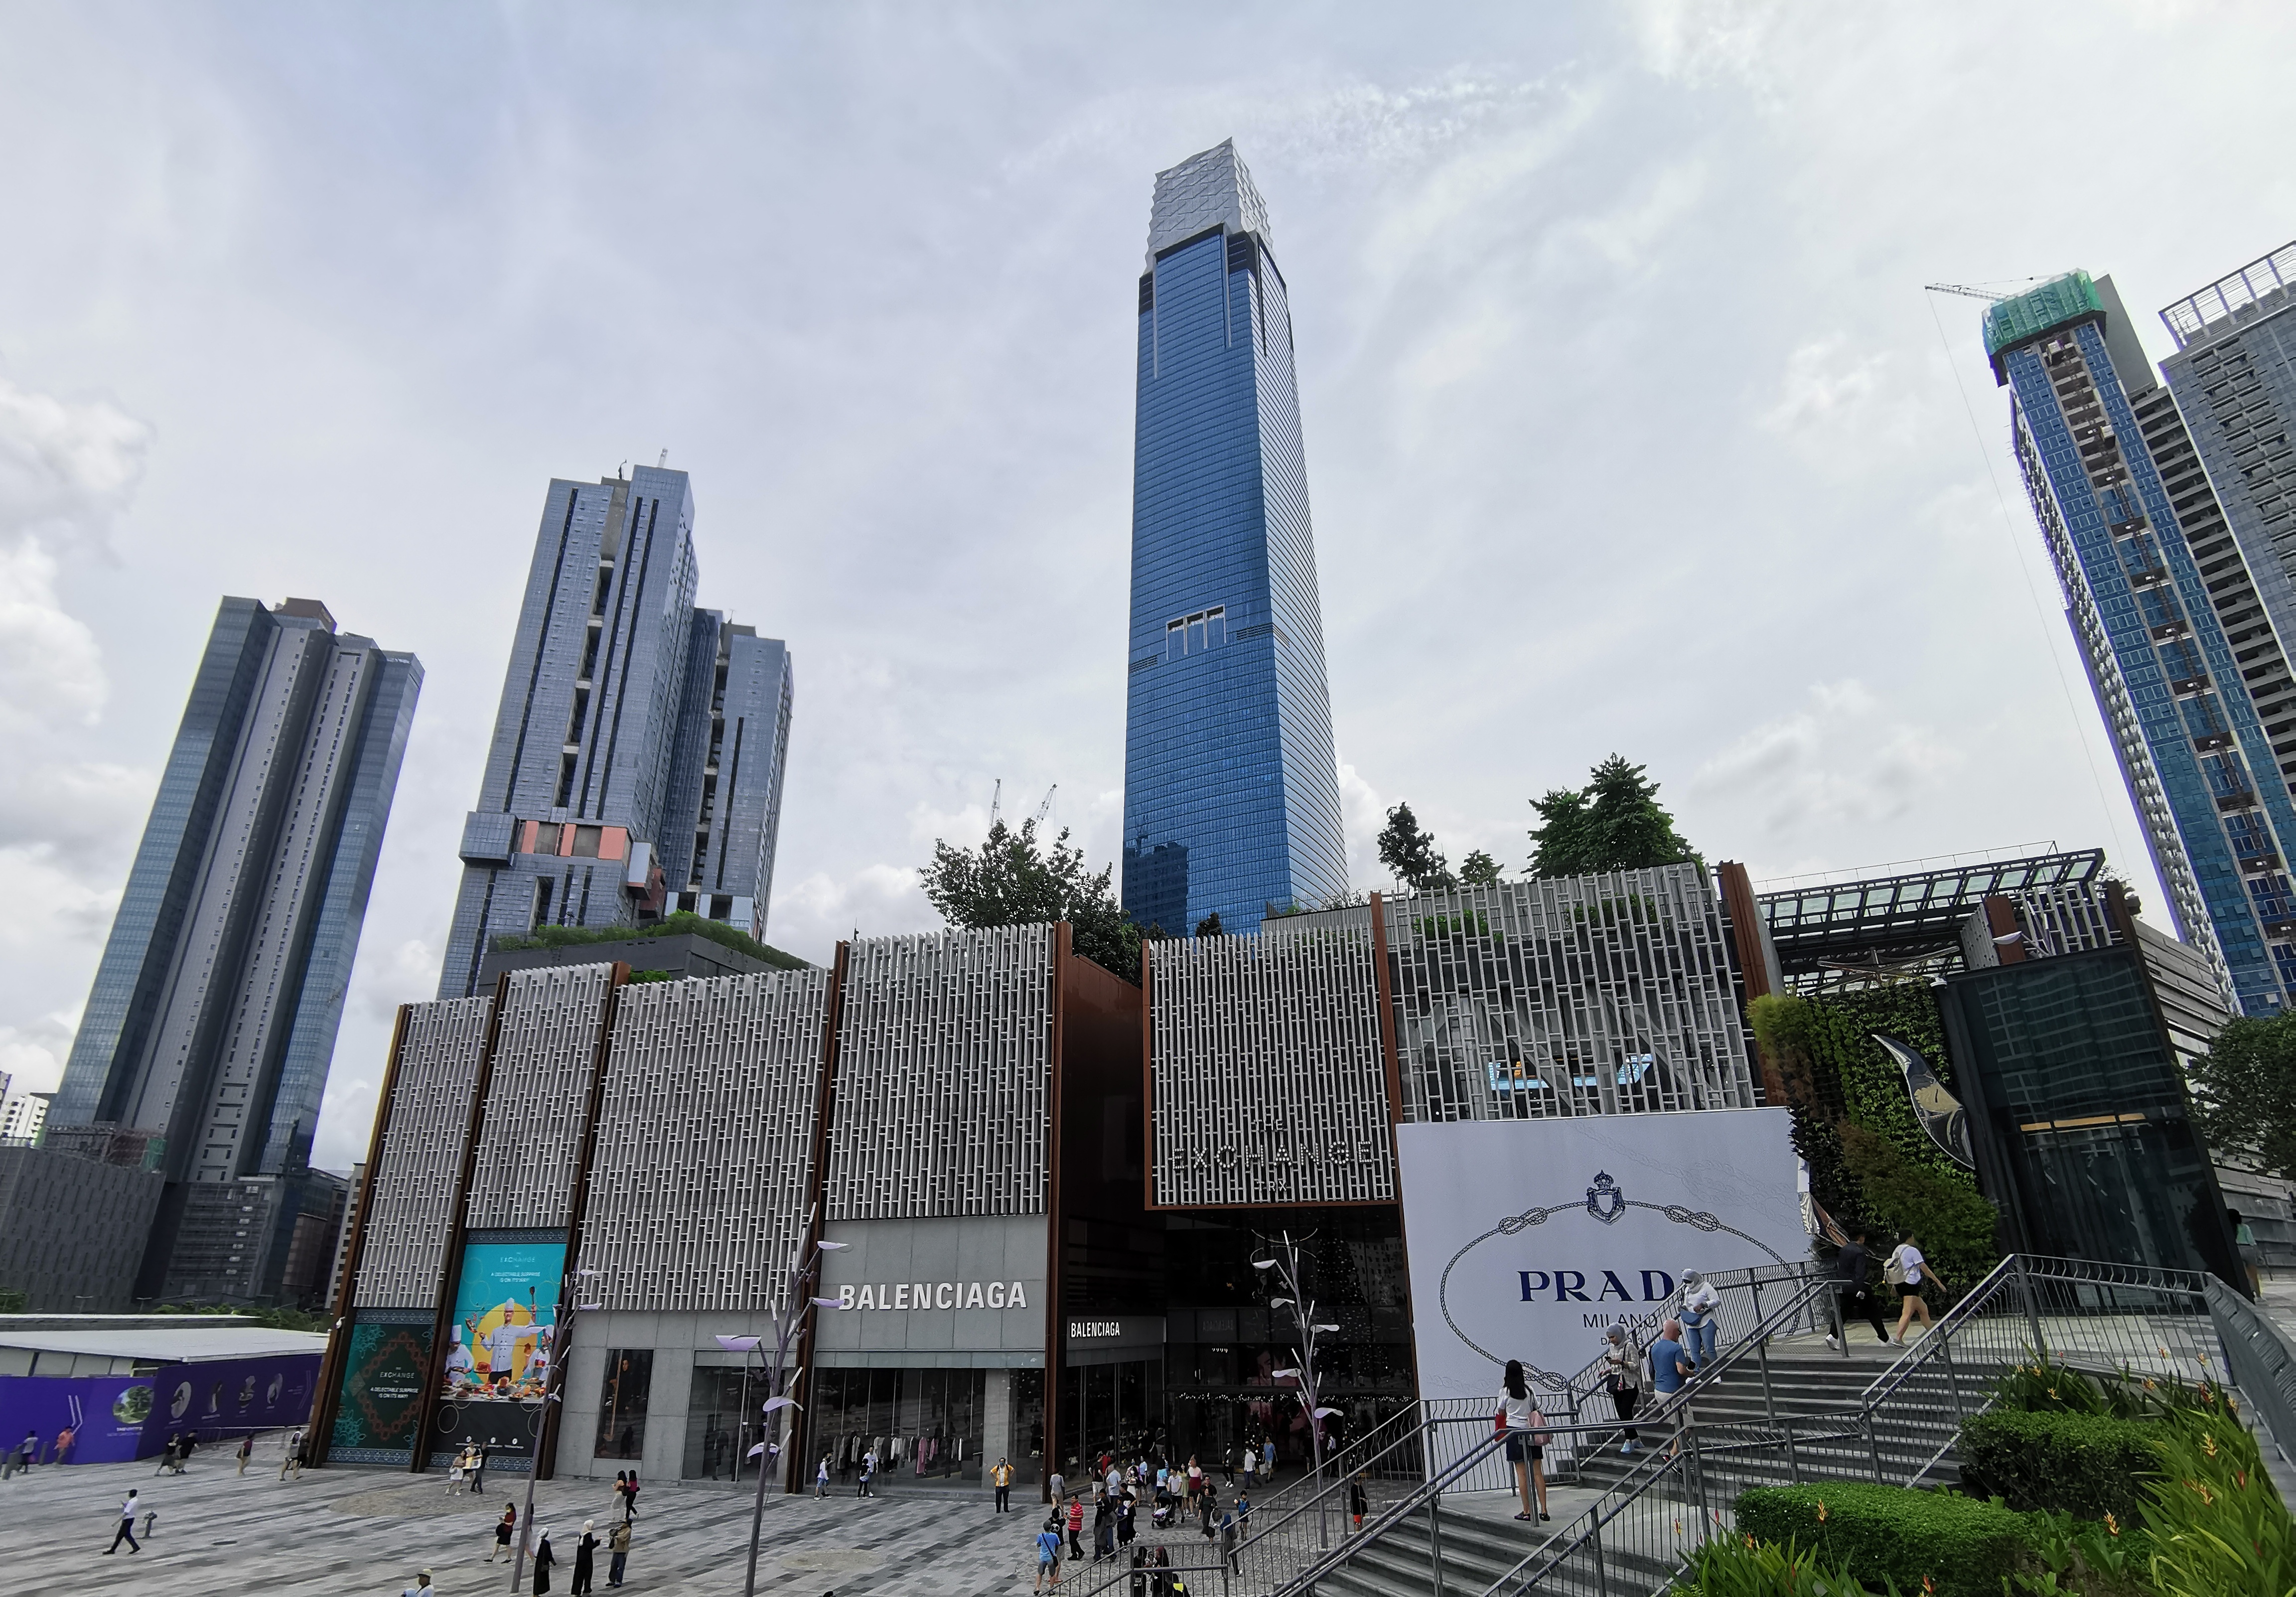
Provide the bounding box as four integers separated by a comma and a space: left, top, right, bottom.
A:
0, 1375, 158, 1465
0, 1351, 319, 1465
139, 1354, 321, 1453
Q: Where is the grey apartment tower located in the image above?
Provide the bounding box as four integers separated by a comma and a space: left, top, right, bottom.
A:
49, 597, 421, 1304
1122, 141, 1348, 936
437, 466, 792, 1000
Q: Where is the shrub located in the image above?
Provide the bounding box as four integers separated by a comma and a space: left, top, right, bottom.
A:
1734, 1482, 2027, 1597
1958, 1409, 2157, 1520
2141, 1416, 2296, 1597
2012, 1509, 2153, 1597
1680, 1534, 1883, 1596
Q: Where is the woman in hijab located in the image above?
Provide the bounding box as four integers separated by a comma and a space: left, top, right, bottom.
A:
571, 1520, 598, 1595
532, 1528, 555, 1595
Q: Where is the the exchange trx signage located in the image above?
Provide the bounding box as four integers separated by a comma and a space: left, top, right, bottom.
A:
1396, 1109, 1807, 1402
833, 1280, 1029, 1311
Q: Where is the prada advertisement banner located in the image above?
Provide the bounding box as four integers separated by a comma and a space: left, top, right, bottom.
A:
1396, 1109, 1806, 1401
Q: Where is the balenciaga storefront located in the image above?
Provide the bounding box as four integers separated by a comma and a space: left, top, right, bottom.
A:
313, 867, 1773, 1494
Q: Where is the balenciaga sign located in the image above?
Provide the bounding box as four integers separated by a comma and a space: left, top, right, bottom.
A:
832, 1281, 1029, 1311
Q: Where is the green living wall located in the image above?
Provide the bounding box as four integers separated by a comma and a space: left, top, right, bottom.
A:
1750, 984, 1999, 1294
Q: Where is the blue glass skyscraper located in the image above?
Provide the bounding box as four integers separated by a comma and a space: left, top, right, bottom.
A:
50, 596, 422, 1302
1989, 272, 2296, 1014
1122, 141, 1347, 935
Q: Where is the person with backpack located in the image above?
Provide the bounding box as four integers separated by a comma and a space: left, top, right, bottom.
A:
1599, 1323, 1644, 1455
1825, 1229, 1895, 1348
1496, 1357, 1549, 1522
1889, 1233, 1934, 1342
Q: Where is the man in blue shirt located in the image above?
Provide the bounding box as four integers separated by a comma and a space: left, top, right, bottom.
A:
1648, 1317, 1695, 1457
1034, 1519, 1063, 1591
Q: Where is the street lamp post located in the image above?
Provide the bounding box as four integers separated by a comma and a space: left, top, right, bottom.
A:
1251, 1231, 1344, 1550
734, 1213, 848, 1597
512, 1267, 603, 1594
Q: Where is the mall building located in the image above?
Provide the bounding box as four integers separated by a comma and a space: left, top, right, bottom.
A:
311, 862, 1766, 1491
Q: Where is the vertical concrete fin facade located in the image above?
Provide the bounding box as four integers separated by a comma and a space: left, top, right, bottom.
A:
1147, 924, 1394, 1207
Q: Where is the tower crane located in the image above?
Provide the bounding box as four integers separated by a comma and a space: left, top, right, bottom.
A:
1924, 282, 2011, 303
1032, 784, 1057, 827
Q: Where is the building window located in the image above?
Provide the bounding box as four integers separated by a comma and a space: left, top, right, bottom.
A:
1164, 605, 1227, 662
593, 1348, 653, 1460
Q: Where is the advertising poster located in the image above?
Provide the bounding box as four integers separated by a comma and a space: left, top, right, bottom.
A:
141, 1353, 319, 1450
441, 1235, 566, 1402
430, 1232, 566, 1470
1396, 1108, 1808, 1402
0, 1374, 156, 1464
330, 1312, 435, 1465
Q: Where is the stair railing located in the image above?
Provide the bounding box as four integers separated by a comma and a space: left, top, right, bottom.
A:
1271, 1268, 1841, 1597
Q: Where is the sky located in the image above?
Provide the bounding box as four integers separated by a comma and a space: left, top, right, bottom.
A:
2, 0, 2292, 1173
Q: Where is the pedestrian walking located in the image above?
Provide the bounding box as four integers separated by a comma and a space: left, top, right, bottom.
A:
280, 1429, 302, 1481
1497, 1357, 1550, 1522
2234, 1207, 2264, 1297
238, 1434, 254, 1476
1824, 1230, 1894, 1348
571, 1519, 597, 1595
992, 1455, 1014, 1512
104, 1489, 141, 1554
1678, 1270, 1721, 1368
1197, 1487, 1216, 1540
607, 1519, 631, 1587
18, 1428, 37, 1469
818, 1455, 832, 1498
1889, 1232, 1934, 1342
1348, 1472, 1368, 1534
1261, 1439, 1275, 1483
1034, 1517, 1063, 1591
611, 1471, 628, 1521
470, 1444, 486, 1496
1599, 1324, 1645, 1454
1067, 1493, 1085, 1560
402, 1572, 436, 1597
1117, 1487, 1136, 1547
181, 1431, 197, 1468
1221, 1443, 1235, 1487
623, 1470, 640, 1520
1048, 1467, 1064, 1506
531, 1527, 555, 1594
0, 1438, 23, 1481
858, 1449, 874, 1498
1094, 1488, 1115, 1562
54, 1425, 75, 1466
490, 1504, 517, 1562
1128, 1546, 1149, 1597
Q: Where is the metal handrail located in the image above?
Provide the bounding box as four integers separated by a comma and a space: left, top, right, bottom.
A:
1488, 1254, 2217, 1597
1271, 1268, 1841, 1597
2206, 1278, 2296, 1464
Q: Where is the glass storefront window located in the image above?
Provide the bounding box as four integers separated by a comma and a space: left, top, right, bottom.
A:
809, 1368, 986, 1490
593, 1349, 652, 1461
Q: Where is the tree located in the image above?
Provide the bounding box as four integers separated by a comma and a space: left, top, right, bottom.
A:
1195, 911, 1224, 938
1376, 801, 1453, 889
919, 816, 1141, 982
1528, 755, 1700, 877
2188, 1014, 2296, 1180
1459, 850, 1502, 887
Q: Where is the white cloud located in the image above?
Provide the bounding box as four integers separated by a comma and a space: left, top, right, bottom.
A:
0, 540, 107, 730
1694, 680, 1966, 836
0, 374, 153, 550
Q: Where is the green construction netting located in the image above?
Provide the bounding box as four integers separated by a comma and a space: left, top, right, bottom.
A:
1984, 271, 2102, 357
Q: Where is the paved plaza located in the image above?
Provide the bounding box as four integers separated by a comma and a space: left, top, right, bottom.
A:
7, 1442, 1591, 1597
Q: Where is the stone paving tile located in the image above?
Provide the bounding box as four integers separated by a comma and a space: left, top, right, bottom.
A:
6, 1437, 1144, 1597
